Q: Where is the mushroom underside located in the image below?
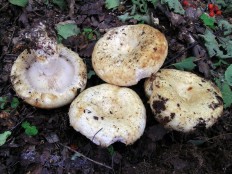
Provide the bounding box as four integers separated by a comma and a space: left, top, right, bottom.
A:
11, 44, 87, 109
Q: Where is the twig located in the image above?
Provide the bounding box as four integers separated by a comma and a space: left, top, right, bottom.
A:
0, 3, 8, 12
59, 143, 113, 170
163, 42, 198, 66
205, 132, 232, 141
92, 128, 103, 142
9, 108, 35, 132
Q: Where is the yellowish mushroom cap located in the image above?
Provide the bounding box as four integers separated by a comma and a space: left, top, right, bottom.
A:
145, 69, 223, 132
69, 84, 146, 147
92, 24, 168, 86
11, 44, 87, 109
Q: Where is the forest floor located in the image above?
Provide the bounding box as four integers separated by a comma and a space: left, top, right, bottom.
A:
0, 0, 232, 173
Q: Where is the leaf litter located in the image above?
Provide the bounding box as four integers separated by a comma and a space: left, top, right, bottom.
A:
0, 0, 232, 173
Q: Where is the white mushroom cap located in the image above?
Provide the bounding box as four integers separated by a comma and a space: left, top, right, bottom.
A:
69, 84, 146, 147
11, 44, 87, 109
145, 69, 223, 132
92, 24, 168, 86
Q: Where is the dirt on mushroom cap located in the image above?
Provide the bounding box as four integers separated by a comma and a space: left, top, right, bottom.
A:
145, 69, 223, 132
92, 24, 168, 86
69, 83, 146, 147
10, 44, 87, 109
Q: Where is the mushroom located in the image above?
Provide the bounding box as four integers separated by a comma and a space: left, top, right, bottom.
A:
145, 69, 223, 132
92, 24, 168, 86
69, 84, 146, 147
11, 23, 87, 109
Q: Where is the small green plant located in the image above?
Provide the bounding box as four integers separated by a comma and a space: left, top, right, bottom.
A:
117, 0, 185, 23
198, 14, 232, 108
83, 28, 94, 40
22, 121, 38, 136
0, 96, 19, 110
82, 28, 100, 40
117, 0, 151, 23
215, 78, 232, 108
107, 145, 115, 156
213, 65, 232, 108
200, 29, 232, 59
0, 131, 12, 146
9, 0, 28, 7
0, 97, 7, 110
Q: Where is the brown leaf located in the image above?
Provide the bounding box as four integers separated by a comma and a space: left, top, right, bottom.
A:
79, 41, 96, 57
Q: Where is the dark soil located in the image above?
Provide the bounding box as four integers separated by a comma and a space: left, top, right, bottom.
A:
1, 0, 232, 173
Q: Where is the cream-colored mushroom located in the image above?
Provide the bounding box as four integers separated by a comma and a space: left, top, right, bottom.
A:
92, 24, 168, 86
69, 84, 146, 147
11, 23, 87, 109
145, 69, 223, 132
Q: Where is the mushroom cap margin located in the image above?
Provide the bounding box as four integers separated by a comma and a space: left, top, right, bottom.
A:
69, 83, 146, 147
92, 24, 168, 86
146, 69, 223, 132
10, 44, 87, 109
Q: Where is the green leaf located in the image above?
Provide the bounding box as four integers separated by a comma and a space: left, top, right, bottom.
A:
9, 0, 28, 7
225, 65, 232, 86
107, 145, 115, 156
52, 0, 66, 10
213, 59, 229, 67
131, 0, 148, 13
105, 0, 120, 9
215, 79, 232, 108
83, 28, 93, 33
44, 0, 49, 5
132, 14, 151, 23
83, 28, 94, 40
215, 0, 226, 7
0, 131, 11, 146
224, 4, 232, 13
221, 82, 232, 108
118, 13, 150, 23
56, 23, 80, 39
200, 28, 232, 59
0, 97, 7, 110
218, 37, 232, 58
172, 57, 196, 71
218, 19, 232, 35
161, 0, 185, 15
22, 121, 38, 136
11, 97, 19, 109
87, 70, 96, 79
223, 0, 232, 13
147, 0, 159, 6
118, 13, 131, 22
199, 13, 215, 29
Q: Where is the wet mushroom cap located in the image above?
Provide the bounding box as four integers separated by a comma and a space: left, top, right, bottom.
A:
92, 24, 168, 86
69, 84, 146, 147
145, 69, 223, 132
11, 44, 87, 109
